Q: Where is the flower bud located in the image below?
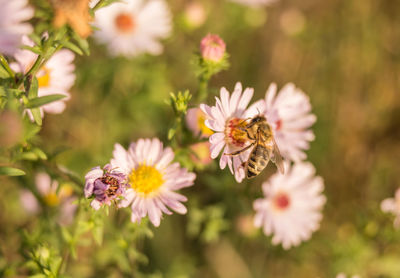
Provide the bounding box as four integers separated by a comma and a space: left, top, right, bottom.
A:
200, 34, 226, 62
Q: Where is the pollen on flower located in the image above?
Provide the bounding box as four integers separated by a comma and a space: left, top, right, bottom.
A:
129, 164, 164, 195
275, 119, 282, 131
224, 118, 248, 147
115, 13, 135, 33
44, 192, 60, 207
274, 192, 290, 210
37, 67, 51, 87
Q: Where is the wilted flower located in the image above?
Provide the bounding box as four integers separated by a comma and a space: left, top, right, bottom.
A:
200, 82, 263, 182
0, 0, 33, 56
200, 34, 226, 62
229, 0, 277, 7
381, 188, 400, 228
94, 0, 172, 57
262, 83, 316, 162
50, 0, 92, 38
186, 107, 213, 138
20, 173, 77, 225
10, 36, 75, 119
253, 162, 326, 249
110, 138, 196, 227
84, 164, 128, 210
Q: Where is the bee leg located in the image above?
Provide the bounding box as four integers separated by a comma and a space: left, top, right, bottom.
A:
224, 143, 254, 156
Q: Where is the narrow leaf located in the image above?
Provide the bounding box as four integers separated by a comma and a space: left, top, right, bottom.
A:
26, 94, 66, 108
30, 108, 42, 126
62, 41, 84, 55
0, 166, 26, 176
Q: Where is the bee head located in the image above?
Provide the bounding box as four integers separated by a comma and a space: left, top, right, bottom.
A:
250, 115, 266, 124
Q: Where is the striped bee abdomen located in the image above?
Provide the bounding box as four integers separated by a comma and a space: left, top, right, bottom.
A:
245, 144, 270, 179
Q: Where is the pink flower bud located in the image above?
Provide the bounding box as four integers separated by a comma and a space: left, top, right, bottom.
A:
200, 34, 226, 62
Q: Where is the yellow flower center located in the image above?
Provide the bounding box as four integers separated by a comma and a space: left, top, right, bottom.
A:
224, 118, 248, 147
197, 113, 213, 136
129, 164, 164, 195
115, 13, 135, 33
37, 67, 51, 87
44, 192, 60, 207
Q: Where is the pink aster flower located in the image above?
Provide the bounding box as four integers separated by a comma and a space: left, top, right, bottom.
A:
262, 83, 316, 162
336, 274, 361, 278
189, 142, 213, 166
84, 164, 128, 210
381, 188, 400, 228
10, 36, 75, 119
110, 138, 196, 227
200, 34, 226, 62
20, 172, 77, 225
253, 162, 326, 249
186, 107, 213, 138
0, 0, 33, 56
200, 82, 263, 182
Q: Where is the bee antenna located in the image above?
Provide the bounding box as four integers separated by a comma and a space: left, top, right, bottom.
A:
256, 108, 261, 115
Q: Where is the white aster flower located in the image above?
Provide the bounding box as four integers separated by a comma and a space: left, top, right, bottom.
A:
110, 138, 196, 227
93, 0, 172, 57
0, 0, 33, 56
262, 83, 316, 162
200, 82, 263, 183
20, 172, 77, 225
381, 188, 400, 228
229, 0, 277, 7
253, 162, 326, 249
10, 36, 75, 119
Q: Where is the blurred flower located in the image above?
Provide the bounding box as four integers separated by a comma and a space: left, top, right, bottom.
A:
186, 107, 213, 138
336, 273, 361, 278
262, 83, 316, 162
84, 164, 128, 210
236, 214, 258, 238
20, 173, 77, 225
200, 34, 226, 63
229, 0, 277, 7
10, 36, 75, 119
50, 0, 92, 38
280, 9, 306, 36
381, 188, 400, 228
93, 0, 172, 57
200, 82, 263, 182
110, 138, 196, 227
0, 0, 33, 56
183, 2, 206, 29
189, 142, 213, 166
253, 162, 326, 249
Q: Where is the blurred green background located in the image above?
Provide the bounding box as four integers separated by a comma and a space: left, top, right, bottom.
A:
1, 0, 400, 277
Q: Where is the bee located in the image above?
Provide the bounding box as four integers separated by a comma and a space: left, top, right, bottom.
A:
226, 115, 284, 178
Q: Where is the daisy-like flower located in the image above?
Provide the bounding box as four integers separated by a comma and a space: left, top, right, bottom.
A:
10, 36, 75, 119
93, 0, 172, 57
189, 142, 213, 166
20, 172, 77, 225
381, 188, 400, 228
229, 0, 277, 7
253, 162, 326, 249
262, 83, 316, 162
200, 82, 263, 182
336, 273, 361, 278
84, 164, 128, 210
110, 138, 196, 227
0, 0, 33, 56
186, 107, 213, 138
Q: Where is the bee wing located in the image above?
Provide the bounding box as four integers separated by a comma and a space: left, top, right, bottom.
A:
271, 137, 285, 174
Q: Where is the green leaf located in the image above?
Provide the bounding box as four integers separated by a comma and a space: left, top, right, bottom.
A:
71, 32, 90, 56
26, 94, 67, 108
62, 41, 84, 55
0, 64, 9, 78
30, 108, 42, 126
32, 148, 47, 160
0, 166, 26, 176
21, 45, 42, 55
25, 76, 38, 98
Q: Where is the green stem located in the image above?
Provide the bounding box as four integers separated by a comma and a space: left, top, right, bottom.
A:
197, 74, 210, 103
0, 55, 15, 79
